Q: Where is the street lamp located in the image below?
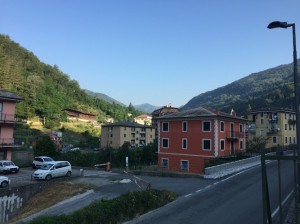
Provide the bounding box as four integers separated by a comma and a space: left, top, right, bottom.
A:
268, 21, 300, 202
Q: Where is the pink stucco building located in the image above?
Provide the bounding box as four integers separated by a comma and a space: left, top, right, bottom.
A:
0, 90, 24, 160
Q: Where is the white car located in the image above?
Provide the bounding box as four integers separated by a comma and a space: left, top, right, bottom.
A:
0, 160, 19, 174
0, 176, 10, 188
32, 156, 54, 169
33, 161, 72, 181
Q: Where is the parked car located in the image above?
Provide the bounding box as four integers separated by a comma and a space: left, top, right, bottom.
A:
0, 160, 19, 174
32, 156, 54, 169
0, 176, 10, 188
32, 161, 72, 181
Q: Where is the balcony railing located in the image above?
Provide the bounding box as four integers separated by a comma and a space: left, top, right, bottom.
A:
288, 118, 296, 124
246, 124, 256, 133
0, 113, 24, 123
0, 138, 24, 147
226, 131, 244, 141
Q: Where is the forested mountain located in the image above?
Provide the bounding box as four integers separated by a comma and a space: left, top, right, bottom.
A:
84, 89, 125, 106
0, 35, 141, 125
134, 103, 160, 114
182, 60, 300, 116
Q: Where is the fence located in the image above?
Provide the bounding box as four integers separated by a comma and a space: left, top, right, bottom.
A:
261, 148, 299, 224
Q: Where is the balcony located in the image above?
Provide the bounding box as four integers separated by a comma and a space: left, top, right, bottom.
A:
0, 138, 24, 147
0, 113, 24, 124
246, 123, 256, 133
267, 127, 280, 134
288, 118, 296, 124
226, 131, 244, 141
269, 118, 278, 124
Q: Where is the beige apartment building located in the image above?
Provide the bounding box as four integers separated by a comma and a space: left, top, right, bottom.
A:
247, 108, 296, 148
100, 122, 155, 149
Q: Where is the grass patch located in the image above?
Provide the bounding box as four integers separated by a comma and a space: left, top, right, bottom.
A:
11, 182, 96, 223
27, 189, 177, 224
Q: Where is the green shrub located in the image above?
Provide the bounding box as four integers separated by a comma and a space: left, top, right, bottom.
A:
29, 190, 177, 224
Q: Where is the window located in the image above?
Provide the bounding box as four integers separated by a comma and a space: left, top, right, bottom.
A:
203, 139, 211, 151
272, 137, 277, 144
290, 137, 292, 143
162, 122, 169, 132
124, 134, 126, 137
285, 137, 288, 144
220, 121, 225, 132
162, 138, 169, 148
220, 140, 225, 151
182, 139, 187, 149
260, 118, 264, 125
260, 129, 265, 136
182, 121, 187, 132
180, 160, 189, 171
110, 133, 113, 137
285, 124, 287, 130
239, 140, 243, 149
294, 137, 296, 144
203, 121, 211, 132
161, 159, 169, 168
239, 124, 243, 133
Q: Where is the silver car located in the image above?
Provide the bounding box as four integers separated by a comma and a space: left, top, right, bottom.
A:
0, 160, 19, 174
0, 176, 10, 188
33, 161, 72, 180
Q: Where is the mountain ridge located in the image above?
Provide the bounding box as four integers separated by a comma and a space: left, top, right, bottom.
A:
182, 61, 299, 116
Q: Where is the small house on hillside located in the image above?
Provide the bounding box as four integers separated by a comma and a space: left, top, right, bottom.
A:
63, 108, 97, 123
134, 114, 152, 125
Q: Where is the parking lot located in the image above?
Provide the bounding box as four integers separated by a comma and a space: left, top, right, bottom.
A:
0, 167, 86, 188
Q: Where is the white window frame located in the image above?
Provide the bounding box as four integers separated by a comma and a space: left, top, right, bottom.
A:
220, 121, 225, 132
180, 160, 189, 171
239, 124, 243, 133
162, 138, 169, 148
182, 121, 187, 132
161, 158, 169, 168
162, 122, 169, 132
202, 121, 211, 132
182, 138, 187, 150
202, 139, 211, 151
220, 139, 225, 151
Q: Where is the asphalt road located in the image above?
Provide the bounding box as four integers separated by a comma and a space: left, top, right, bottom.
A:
17, 160, 294, 224
126, 161, 294, 224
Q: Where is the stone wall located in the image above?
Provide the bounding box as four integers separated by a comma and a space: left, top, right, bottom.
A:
0, 182, 52, 223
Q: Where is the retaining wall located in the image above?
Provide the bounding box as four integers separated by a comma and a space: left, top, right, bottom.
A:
204, 155, 261, 175
0, 182, 53, 223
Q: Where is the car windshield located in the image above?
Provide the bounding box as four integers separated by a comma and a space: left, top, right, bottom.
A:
3, 161, 14, 166
40, 163, 54, 170
44, 158, 54, 162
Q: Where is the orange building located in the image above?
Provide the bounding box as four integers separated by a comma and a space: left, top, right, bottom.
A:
0, 90, 24, 160
157, 107, 247, 174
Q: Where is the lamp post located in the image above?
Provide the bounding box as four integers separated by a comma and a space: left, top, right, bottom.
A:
268, 21, 300, 202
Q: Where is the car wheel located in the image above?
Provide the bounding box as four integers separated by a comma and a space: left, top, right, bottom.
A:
1, 181, 8, 188
45, 175, 52, 181
66, 171, 71, 177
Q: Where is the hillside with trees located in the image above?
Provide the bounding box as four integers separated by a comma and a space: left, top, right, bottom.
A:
0, 34, 141, 126
182, 60, 300, 116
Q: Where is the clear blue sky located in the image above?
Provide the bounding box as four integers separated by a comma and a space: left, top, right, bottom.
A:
1, 1, 300, 107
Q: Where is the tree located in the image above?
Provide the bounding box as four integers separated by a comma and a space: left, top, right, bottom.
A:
34, 135, 58, 158
247, 136, 269, 154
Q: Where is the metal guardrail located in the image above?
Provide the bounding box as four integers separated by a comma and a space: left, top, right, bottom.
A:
261, 148, 299, 224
